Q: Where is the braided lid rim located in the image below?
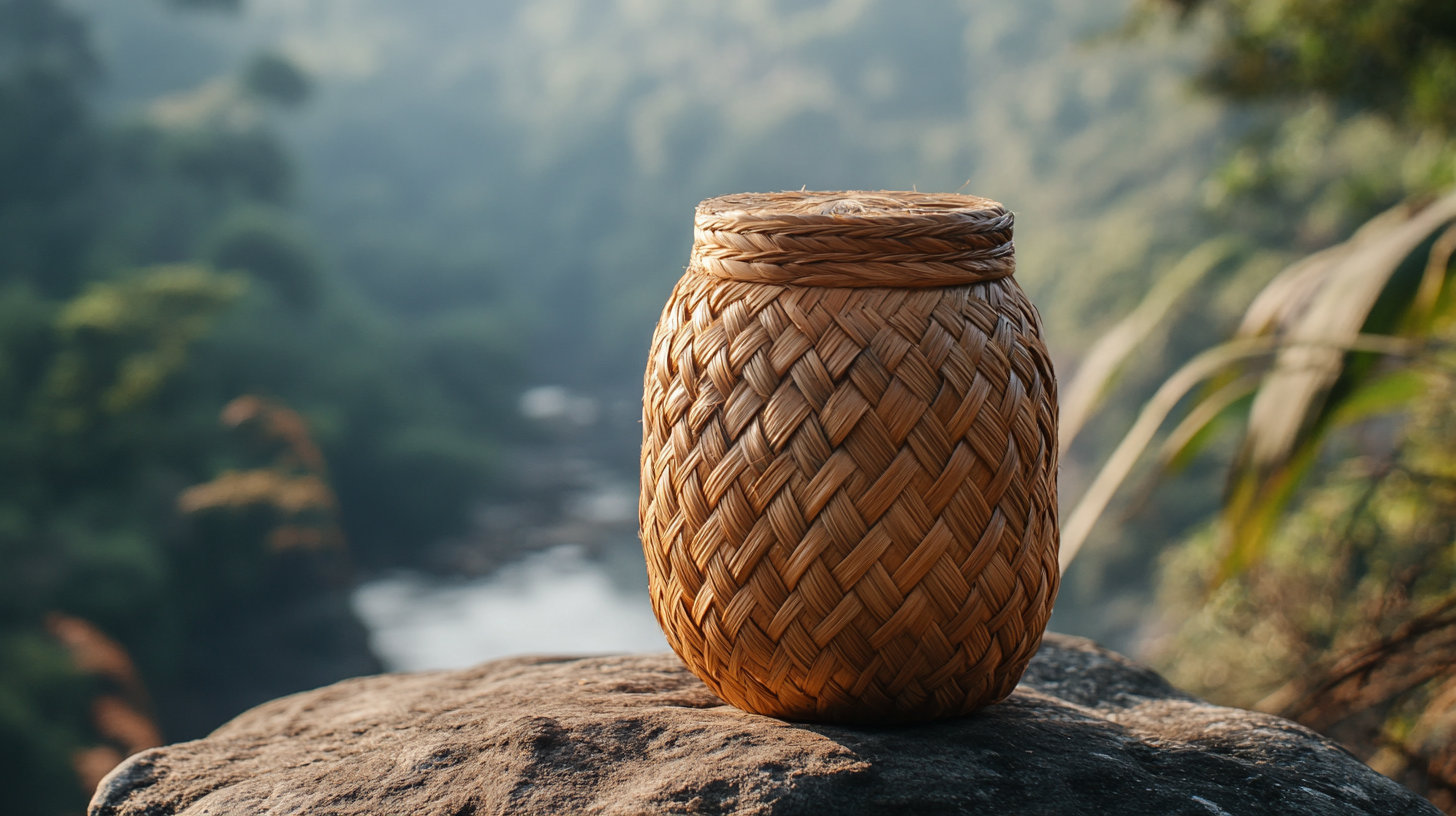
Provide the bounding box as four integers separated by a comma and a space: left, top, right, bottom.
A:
691, 190, 1016, 288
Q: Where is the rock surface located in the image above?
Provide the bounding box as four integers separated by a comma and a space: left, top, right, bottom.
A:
91, 634, 1435, 815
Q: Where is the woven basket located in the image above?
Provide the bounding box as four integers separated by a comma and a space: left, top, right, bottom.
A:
639, 191, 1058, 724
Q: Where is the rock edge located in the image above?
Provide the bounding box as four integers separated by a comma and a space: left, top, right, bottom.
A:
91, 633, 1436, 815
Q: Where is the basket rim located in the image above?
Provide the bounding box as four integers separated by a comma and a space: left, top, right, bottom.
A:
696, 190, 1007, 225
690, 190, 1016, 288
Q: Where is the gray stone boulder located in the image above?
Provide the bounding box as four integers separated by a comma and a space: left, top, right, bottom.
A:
90, 633, 1435, 815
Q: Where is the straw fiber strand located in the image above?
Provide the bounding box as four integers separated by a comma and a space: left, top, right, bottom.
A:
640, 191, 1057, 724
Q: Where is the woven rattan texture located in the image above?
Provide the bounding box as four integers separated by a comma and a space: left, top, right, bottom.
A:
692, 191, 1016, 288
640, 192, 1058, 724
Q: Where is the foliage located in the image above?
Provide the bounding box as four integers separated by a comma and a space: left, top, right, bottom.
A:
45, 613, 163, 793
179, 395, 345, 552
0, 0, 521, 811
203, 207, 321, 310
1152, 361, 1456, 807
1095, 0, 1456, 589
1142, 0, 1456, 246
1057, 2, 1456, 591
47, 264, 247, 421
1155, 0, 1456, 132
1062, 196, 1456, 572
1056, 1, 1456, 809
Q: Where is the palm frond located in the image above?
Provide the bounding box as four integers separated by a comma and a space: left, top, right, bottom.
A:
1061, 331, 1420, 574
1060, 336, 1277, 571
1061, 192, 1456, 577
1059, 238, 1236, 455
1216, 195, 1456, 578
1241, 194, 1456, 473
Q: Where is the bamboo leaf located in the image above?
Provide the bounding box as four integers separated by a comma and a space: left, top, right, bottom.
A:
1326, 369, 1428, 427
1406, 222, 1456, 334
1062, 194, 1456, 577
1216, 337, 1419, 583
1158, 372, 1261, 472
1211, 367, 1427, 584
1217, 442, 1320, 584
1060, 336, 1278, 572
1237, 243, 1351, 339
1061, 334, 1416, 574
1116, 374, 1258, 526
1242, 193, 1456, 472
1212, 199, 1456, 582
1058, 238, 1236, 455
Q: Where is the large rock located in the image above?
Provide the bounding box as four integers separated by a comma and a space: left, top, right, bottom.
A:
91, 634, 1434, 815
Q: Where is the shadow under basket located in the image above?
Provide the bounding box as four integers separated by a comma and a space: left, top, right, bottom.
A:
639, 190, 1059, 724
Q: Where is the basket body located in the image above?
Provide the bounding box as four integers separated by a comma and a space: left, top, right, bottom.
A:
639, 191, 1058, 724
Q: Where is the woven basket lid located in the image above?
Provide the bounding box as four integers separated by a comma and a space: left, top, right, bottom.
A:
691, 190, 1015, 288
643, 189, 1055, 723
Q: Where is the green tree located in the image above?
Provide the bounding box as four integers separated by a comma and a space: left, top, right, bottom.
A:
1063, 1, 1456, 806
0, 0, 521, 811
1146, 0, 1456, 245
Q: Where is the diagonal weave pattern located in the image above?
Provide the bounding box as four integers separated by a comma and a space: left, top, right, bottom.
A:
640, 191, 1058, 724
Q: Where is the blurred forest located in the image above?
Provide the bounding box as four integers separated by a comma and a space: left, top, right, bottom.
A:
1068, 0, 1456, 807
1, 0, 519, 811
5, 0, 1456, 812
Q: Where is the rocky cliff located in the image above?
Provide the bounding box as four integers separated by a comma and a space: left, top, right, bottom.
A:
91, 634, 1435, 815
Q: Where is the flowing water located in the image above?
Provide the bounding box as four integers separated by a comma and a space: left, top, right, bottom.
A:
352, 543, 666, 672
352, 386, 667, 672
